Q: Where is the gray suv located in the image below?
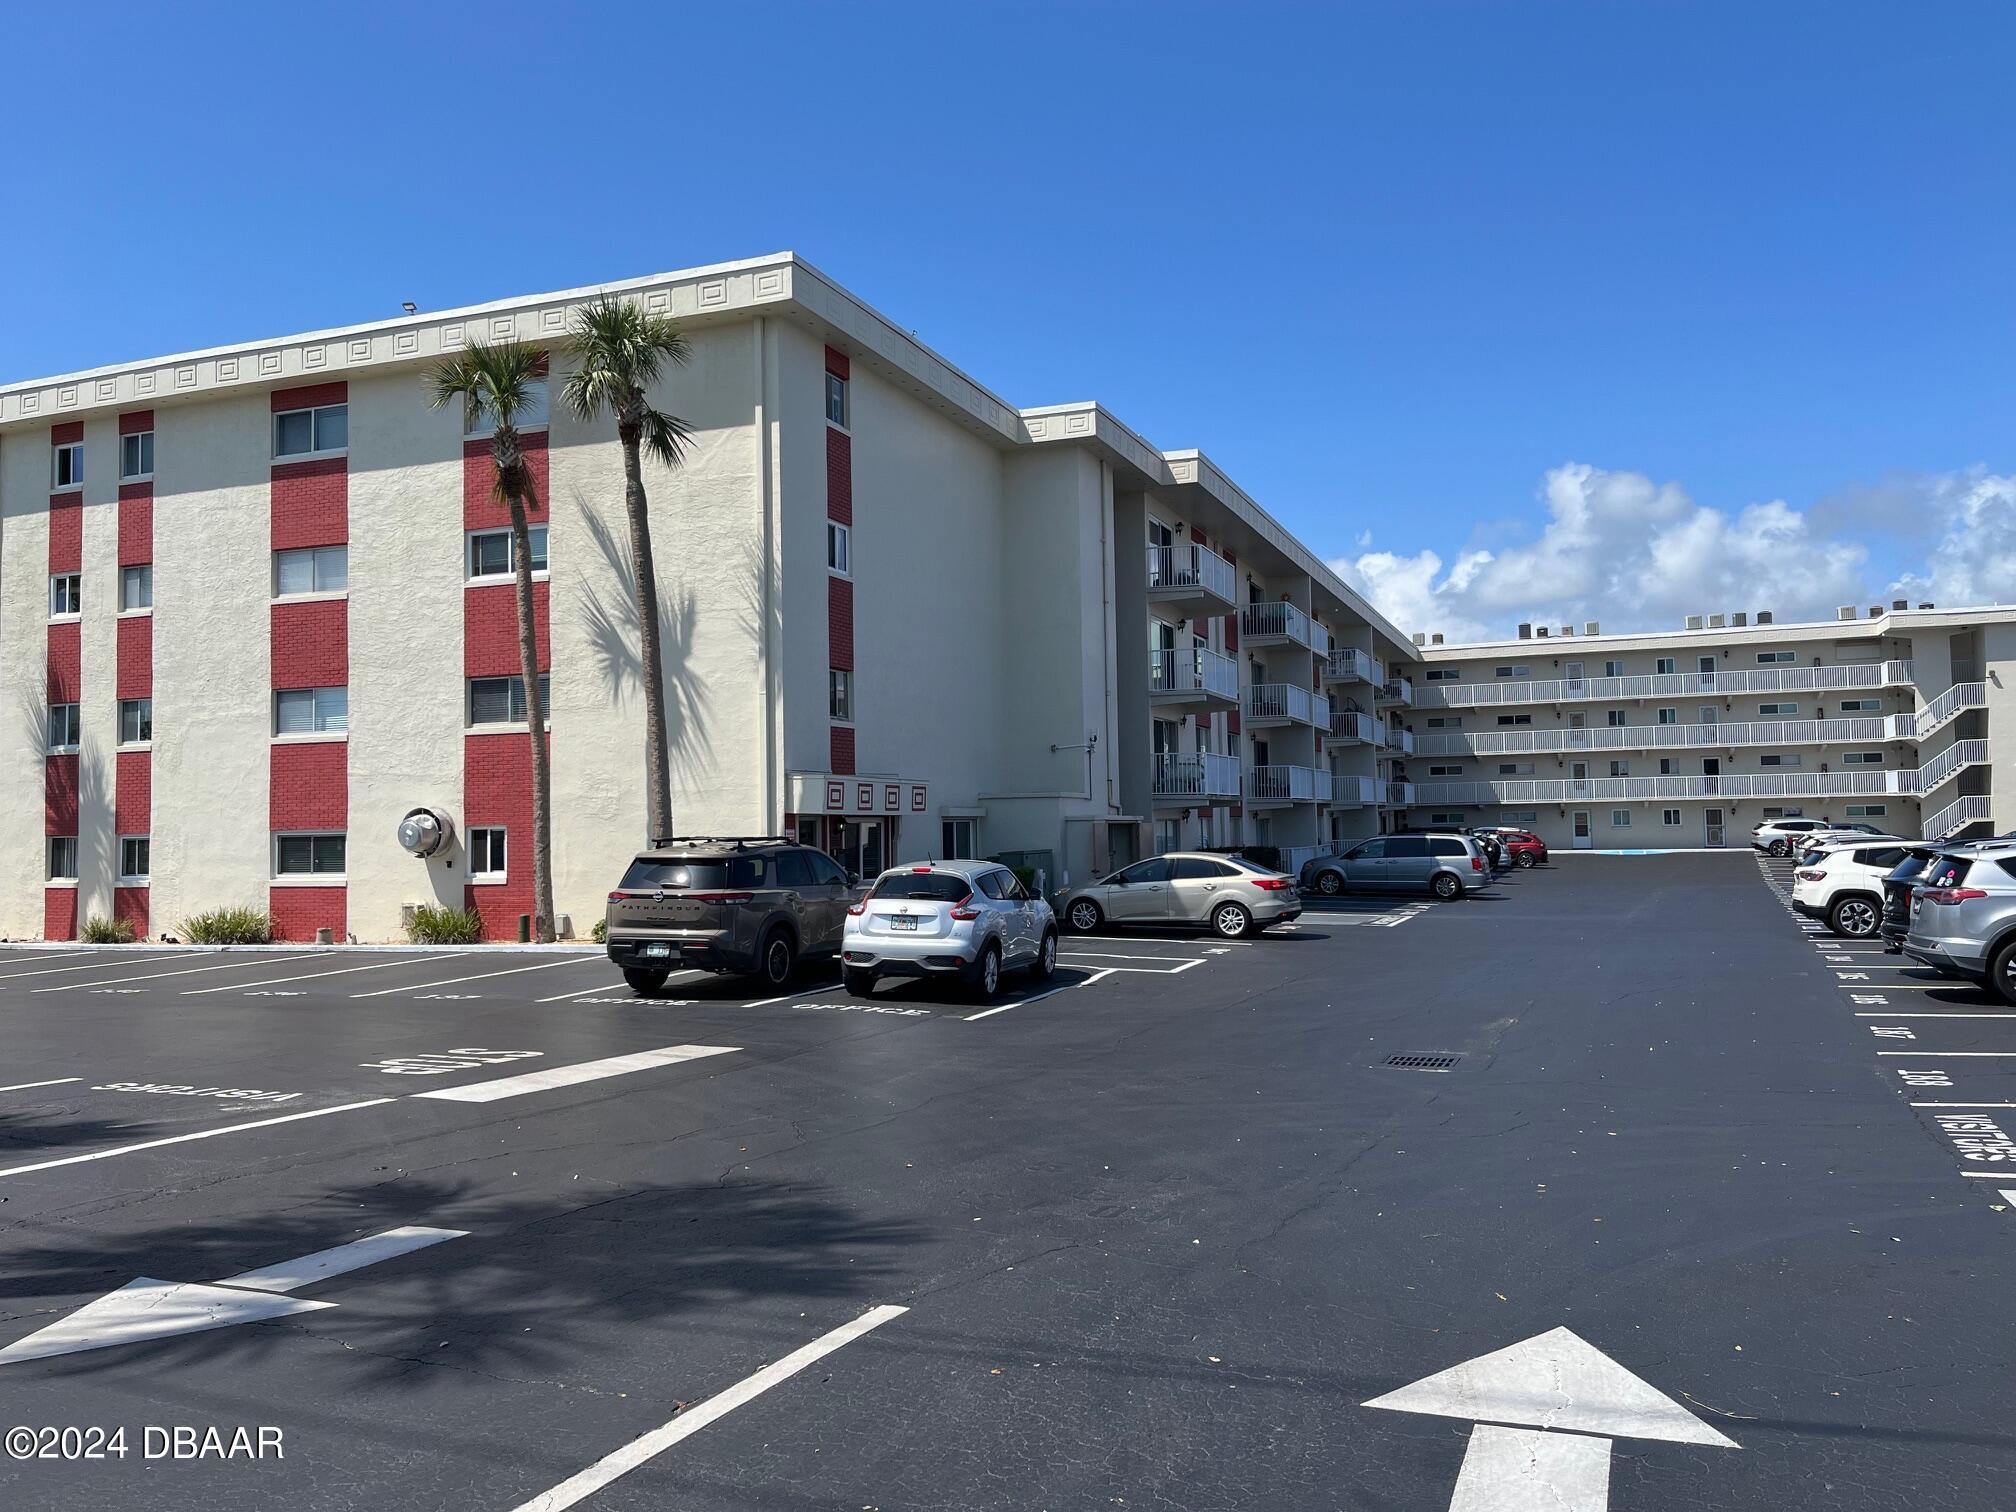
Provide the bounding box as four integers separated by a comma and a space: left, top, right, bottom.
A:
1303, 833, 1487, 900
1900, 840, 2016, 1004
604, 837, 856, 994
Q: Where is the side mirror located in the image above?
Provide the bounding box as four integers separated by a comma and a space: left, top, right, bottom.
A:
846, 871, 860, 887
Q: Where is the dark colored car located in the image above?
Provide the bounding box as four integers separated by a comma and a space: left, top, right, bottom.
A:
1882, 846, 1960, 953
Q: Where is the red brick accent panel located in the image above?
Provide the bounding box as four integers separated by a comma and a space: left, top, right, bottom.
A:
47, 621, 81, 703
830, 725, 856, 775
270, 740, 348, 831
463, 433, 551, 530
46, 755, 79, 834
271, 382, 347, 413
44, 890, 78, 942
117, 616, 153, 699
113, 886, 149, 938
464, 581, 550, 677
118, 485, 154, 565
1191, 526, 1208, 545
119, 409, 154, 436
1228, 711, 1241, 737
825, 346, 850, 380
463, 732, 546, 940
116, 750, 151, 831
48, 492, 82, 572
269, 887, 345, 943
1225, 613, 1238, 652
827, 576, 854, 671
825, 429, 852, 525
271, 599, 349, 688
51, 420, 84, 446
271, 457, 348, 550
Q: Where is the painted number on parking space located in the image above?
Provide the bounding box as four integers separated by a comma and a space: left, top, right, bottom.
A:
1871, 1026, 1916, 1039
359, 1048, 544, 1076
1899, 1069, 1953, 1087
1935, 1113, 2016, 1163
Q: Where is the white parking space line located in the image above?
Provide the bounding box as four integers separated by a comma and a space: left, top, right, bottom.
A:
967, 968, 1115, 1020
1842, 984, 1986, 992
537, 970, 705, 1004
0, 951, 95, 969
182, 955, 463, 995
350, 957, 602, 997
1909, 1102, 2016, 1109
31, 954, 339, 993
218, 1225, 467, 1293
1877, 1051, 2016, 1057
509, 1304, 907, 1512
0, 953, 200, 982
411, 1044, 738, 1103
0, 1077, 84, 1092
0, 1099, 397, 1180
1058, 950, 1206, 962
1855, 1012, 2016, 1018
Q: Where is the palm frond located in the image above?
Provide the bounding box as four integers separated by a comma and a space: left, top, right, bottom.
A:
427, 338, 550, 432
641, 408, 694, 470
562, 297, 692, 422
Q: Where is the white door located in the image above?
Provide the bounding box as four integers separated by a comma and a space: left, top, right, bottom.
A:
1704, 807, 1725, 847
1564, 661, 1585, 695
1572, 811, 1592, 849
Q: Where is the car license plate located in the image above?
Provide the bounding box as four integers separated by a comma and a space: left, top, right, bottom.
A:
641, 942, 671, 958
890, 916, 918, 931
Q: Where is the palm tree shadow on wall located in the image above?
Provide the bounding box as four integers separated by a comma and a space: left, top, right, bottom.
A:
571, 495, 716, 791
14, 670, 114, 926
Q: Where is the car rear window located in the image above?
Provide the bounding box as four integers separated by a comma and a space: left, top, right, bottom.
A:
1174, 857, 1241, 879
1427, 838, 1468, 857
872, 871, 972, 901
1921, 857, 1974, 890
620, 856, 766, 889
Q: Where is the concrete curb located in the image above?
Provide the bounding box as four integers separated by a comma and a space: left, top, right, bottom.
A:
0, 942, 605, 955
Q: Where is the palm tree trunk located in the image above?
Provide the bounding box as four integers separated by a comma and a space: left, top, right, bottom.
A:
622, 427, 673, 845
509, 492, 556, 944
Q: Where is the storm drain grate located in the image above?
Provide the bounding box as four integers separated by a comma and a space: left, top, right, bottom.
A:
1385, 1053, 1461, 1072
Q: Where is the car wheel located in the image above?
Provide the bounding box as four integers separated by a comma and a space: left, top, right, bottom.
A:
623, 967, 668, 996
1432, 872, 1462, 900
1516, 852, 1537, 869
1769, 839, 1789, 857
1316, 869, 1344, 896
973, 943, 1003, 999
1066, 899, 1103, 934
1991, 939, 2016, 1007
1212, 902, 1252, 939
1030, 931, 1058, 981
1829, 896, 1879, 939
843, 968, 876, 997
758, 930, 796, 989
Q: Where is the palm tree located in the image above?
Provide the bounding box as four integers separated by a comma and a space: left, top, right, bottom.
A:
561, 297, 693, 846
428, 340, 556, 943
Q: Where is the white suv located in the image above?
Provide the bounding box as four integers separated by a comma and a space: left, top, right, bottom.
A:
1792, 839, 1918, 937
1752, 818, 1832, 857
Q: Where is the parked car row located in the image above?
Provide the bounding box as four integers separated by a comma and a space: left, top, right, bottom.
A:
1751, 817, 1887, 857
1299, 825, 1547, 901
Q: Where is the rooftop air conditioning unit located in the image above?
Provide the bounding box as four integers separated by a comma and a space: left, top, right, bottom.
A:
1892, 599, 1908, 611
1685, 615, 1704, 630
1518, 623, 1532, 639
1412, 632, 1427, 645
1584, 621, 1599, 635
1431, 633, 1445, 645
1836, 606, 1857, 621
1707, 613, 1726, 629
1869, 605, 1883, 617
1536, 626, 1550, 637
1918, 602, 1934, 610
1757, 611, 1774, 624
1732, 612, 1748, 627
1561, 625, 1575, 636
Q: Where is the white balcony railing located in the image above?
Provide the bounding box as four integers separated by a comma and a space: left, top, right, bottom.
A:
1906, 739, 1990, 794
1925, 793, 1993, 840
1416, 772, 1910, 805
1146, 542, 1236, 605
1310, 621, 1333, 657
1311, 691, 1332, 731
1246, 764, 1325, 803
1247, 682, 1315, 725
1324, 648, 1385, 686
1152, 751, 1243, 800
1416, 715, 1914, 759
1917, 681, 1988, 738
1383, 780, 1416, 807
1328, 774, 1381, 806
1416, 660, 1917, 710
1330, 711, 1380, 745
1376, 677, 1415, 708
1149, 645, 1239, 702
1241, 601, 1315, 649
1389, 725, 1414, 755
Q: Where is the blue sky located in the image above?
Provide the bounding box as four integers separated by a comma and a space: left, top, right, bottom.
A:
7, 2, 2012, 636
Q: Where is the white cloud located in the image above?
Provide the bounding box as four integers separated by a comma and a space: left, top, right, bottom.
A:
1330, 461, 2016, 642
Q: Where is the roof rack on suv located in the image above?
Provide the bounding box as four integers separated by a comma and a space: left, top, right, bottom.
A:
648, 835, 795, 850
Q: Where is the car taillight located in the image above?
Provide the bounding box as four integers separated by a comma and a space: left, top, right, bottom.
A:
1796, 869, 1826, 881
688, 892, 754, 904
1471, 857, 1484, 871
846, 901, 866, 916
1252, 877, 1293, 891
1924, 888, 1989, 904
607, 891, 626, 902
948, 894, 979, 921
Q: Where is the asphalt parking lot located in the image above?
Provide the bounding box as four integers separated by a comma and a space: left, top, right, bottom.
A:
2, 855, 2011, 1510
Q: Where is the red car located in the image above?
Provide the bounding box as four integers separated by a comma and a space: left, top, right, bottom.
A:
1481, 828, 1548, 868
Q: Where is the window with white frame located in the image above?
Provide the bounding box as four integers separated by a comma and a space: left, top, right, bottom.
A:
275, 833, 346, 877
49, 572, 81, 616
1603, 660, 1624, 677
52, 441, 83, 489
825, 371, 849, 428
1429, 811, 1466, 825
1496, 713, 1532, 727
1847, 804, 1887, 818
1662, 808, 1682, 826
1657, 707, 1677, 724
1659, 758, 1677, 775
1428, 764, 1464, 776
1756, 650, 1795, 665
468, 674, 549, 726
1698, 705, 1719, 723
1758, 753, 1801, 767
462, 377, 548, 436
1606, 710, 1627, 727
1842, 751, 1884, 766
466, 528, 547, 580
119, 834, 150, 882
941, 818, 977, 859
1494, 665, 1529, 678
47, 835, 78, 881
1609, 760, 1630, 777
468, 827, 507, 880
275, 545, 349, 596
1758, 702, 1798, 715
829, 668, 853, 722
1610, 809, 1632, 827
120, 430, 154, 481
1504, 809, 1539, 822
1497, 762, 1535, 775
119, 698, 152, 745
1426, 715, 1464, 728
121, 564, 152, 610
275, 686, 348, 735
273, 403, 347, 459
1425, 668, 1460, 681
1841, 698, 1882, 712
827, 521, 851, 576
48, 703, 80, 751
1655, 657, 1676, 674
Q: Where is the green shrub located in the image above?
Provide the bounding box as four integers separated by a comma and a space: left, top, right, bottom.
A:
592, 918, 608, 944
82, 914, 137, 944
407, 904, 486, 945
180, 907, 275, 945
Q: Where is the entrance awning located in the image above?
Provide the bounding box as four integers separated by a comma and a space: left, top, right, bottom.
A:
787, 772, 929, 820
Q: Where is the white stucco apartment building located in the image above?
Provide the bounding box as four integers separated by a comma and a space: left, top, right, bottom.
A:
0, 253, 1420, 942
1403, 604, 2014, 851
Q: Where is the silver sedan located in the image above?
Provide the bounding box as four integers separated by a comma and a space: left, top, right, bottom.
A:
842, 859, 1058, 999
1062, 852, 1302, 939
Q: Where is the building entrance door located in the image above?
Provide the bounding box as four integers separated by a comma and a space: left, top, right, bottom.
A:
835, 820, 885, 881
1704, 807, 1726, 847
1572, 810, 1592, 849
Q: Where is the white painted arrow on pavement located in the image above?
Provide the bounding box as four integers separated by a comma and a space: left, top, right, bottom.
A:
1363, 1327, 1738, 1510
0, 1225, 465, 1366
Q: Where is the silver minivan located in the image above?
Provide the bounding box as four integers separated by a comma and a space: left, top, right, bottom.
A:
1304, 833, 1486, 899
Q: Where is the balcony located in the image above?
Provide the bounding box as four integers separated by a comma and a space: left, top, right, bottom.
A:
1146, 543, 1237, 618
1415, 772, 1909, 805
1149, 645, 1238, 708
1151, 751, 1243, 806
1383, 780, 1416, 807
1329, 710, 1388, 747
1245, 764, 1329, 806
1375, 676, 1415, 709
1323, 647, 1385, 687
1415, 659, 1917, 710
1244, 683, 1331, 729
1241, 601, 1317, 650
1416, 714, 1915, 759
1328, 773, 1381, 806
1926, 793, 1993, 840
1389, 725, 1414, 755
